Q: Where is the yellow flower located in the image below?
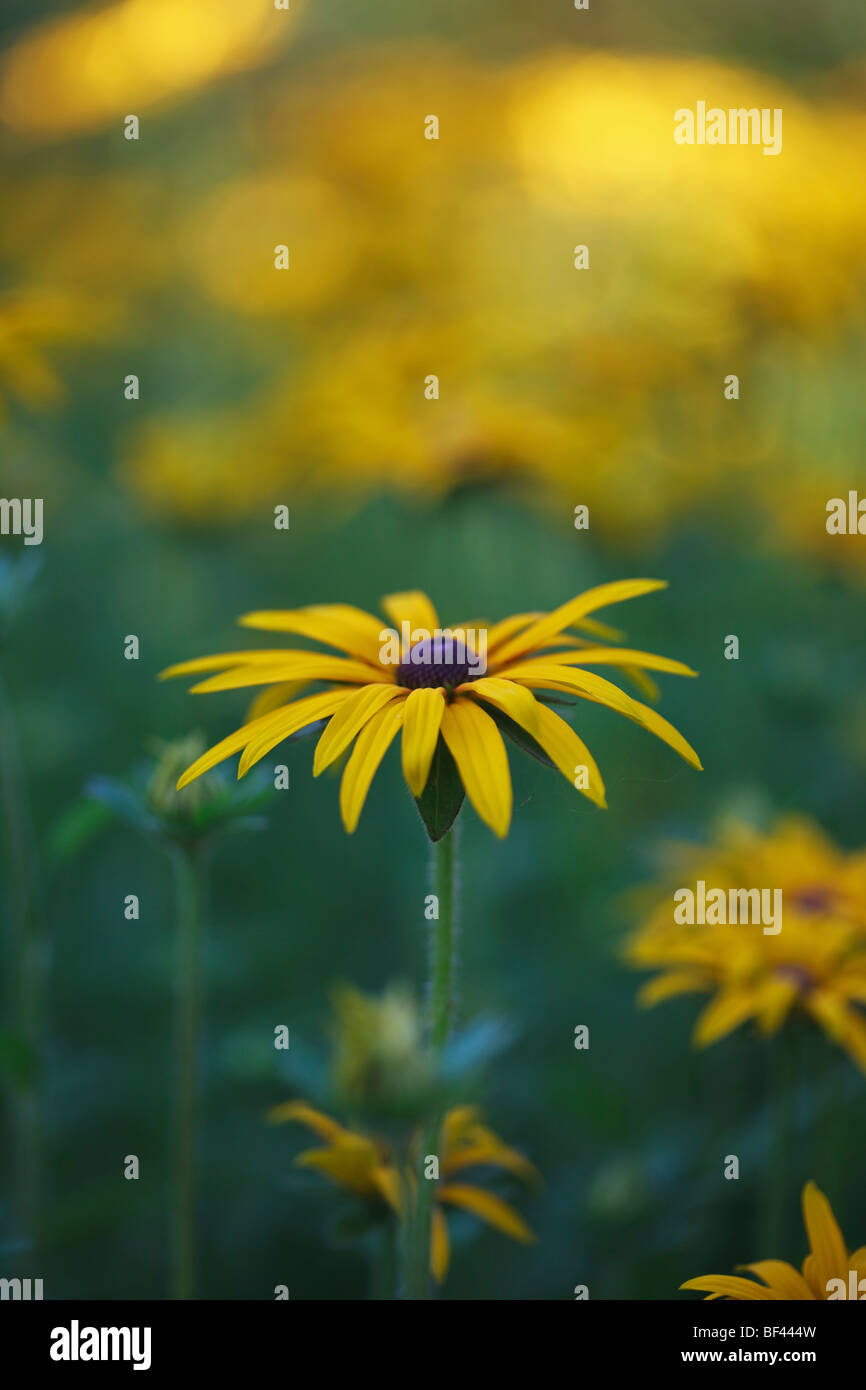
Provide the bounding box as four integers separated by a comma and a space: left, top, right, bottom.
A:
0, 0, 302, 138
681, 1181, 866, 1300
330, 982, 429, 1108
119, 47, 866, 546
267, 1101, 537, 1283
160, 580, 700, 837
267, 1100, 401, 1210
625, 817, 866, 1071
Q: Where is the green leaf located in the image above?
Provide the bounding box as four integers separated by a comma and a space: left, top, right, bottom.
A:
485, 704, 557, 769
48, 797, 114, 863
85, 776, 160, 834
441, 1015, 515, 1081
414, 737, 465, 841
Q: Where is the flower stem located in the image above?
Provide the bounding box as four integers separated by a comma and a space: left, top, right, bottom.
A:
170, 841, 206, 1300
370, 1221, 399, 1300
405, 825, 458, 1300
429, 826, 457, 1054
0, 667, 43, 1264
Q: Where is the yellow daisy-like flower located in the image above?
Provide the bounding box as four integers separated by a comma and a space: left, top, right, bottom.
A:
267, 1101, 537, 1283
625, 817, 866, 1071
159, 579, 701, 837
681, 1181, 866, 1300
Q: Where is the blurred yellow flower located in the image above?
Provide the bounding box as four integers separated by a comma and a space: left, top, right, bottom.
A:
0, 0, 302, 137
329, 983, 429, 1109
681, 1181, 866, 1300
267, 1100, 537, 1283
184, 174, 360, 318
625, 817, 866, 1071
511, 52, 866, 331
114, 44, 866, 558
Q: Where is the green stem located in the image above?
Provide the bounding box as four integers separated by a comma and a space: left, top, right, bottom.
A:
170, 841, 206, 1300
0, 667, 43, 1263
405, 826, 458, 1300
370, 1221, 399, 1300
429, 827, 457, 1054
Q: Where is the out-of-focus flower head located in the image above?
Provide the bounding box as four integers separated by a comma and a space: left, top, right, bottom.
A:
625, 816, 866, 1072
118, 45, 866, 561
329, 983, 429, 1112
85, 732, 273, 846
268, 1099, 538, 1283
0, 0, 303, 138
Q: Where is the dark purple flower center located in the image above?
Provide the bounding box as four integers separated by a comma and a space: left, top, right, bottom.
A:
773, 964, 815, 994
792, 885, 836, 915
397, 636, 472, 690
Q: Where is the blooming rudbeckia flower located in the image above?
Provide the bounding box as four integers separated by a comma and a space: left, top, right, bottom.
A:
625, 817, 866, 1072
268, 1101, 537, 1283
681, 1181, 866, 1300
159, 579, 700, 836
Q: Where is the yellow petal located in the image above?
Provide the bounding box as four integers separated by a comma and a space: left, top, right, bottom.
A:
680, 1275, 780, 1301
381, 590, 439, 636
497, 661, 642, 718
739, 1262, 814, 1300
637, 971, 707, 1006
440, 697, 512, 838
755, 978, 798, 1035
265, 1100, 345, 1141
159, 650, 309, 680
339, 700, 404, 833
807, 993, 866, 1074
801, 1182, 848, 1293
443, 1133, 540, 1185
500, 663, 701, 769
492, 579, 667, 667
621, 666, 661, 702
441, 1107, 482, 1150
430, 1207, 451, 1283
468, 679, 606, 808
313, 683, 406, 776
237, 688, 352, 777
619, 695, 703, 770
483, 612, 540, 653
175, 691, 349, 790
245, 681, 308, 721
238, 603, 385, 664
838, 1011, 866, 1074
464, 676, 541, 733
571, 615, 625, 642
371, 1165, 403, 1215
401, 687, 446, 796
531, 647, 697, 677
437, 1183, 535, 1244
693, 990, 758, 1047
190, 655, 385, 693
297, 1140, 385, 1199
